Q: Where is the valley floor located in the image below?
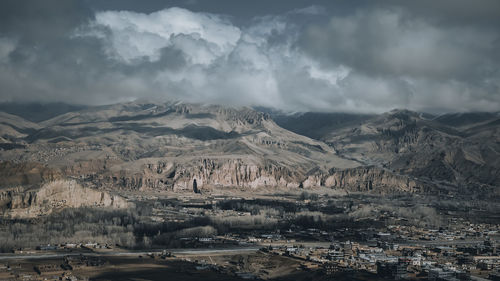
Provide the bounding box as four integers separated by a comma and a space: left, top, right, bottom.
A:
0, 188, 499, 280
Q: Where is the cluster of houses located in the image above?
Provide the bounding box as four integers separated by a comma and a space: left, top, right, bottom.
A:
260, 238, 499, 280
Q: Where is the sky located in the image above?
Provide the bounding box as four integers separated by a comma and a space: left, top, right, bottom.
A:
0, 0, 499, 113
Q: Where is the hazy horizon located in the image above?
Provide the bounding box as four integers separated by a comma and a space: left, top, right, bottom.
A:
2, 100, 500, 118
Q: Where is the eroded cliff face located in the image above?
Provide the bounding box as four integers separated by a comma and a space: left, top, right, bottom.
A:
0, 180, 129, 218
305, 167, 433, 193
52, 157, 434, 194
169, 159, 303, 191
0, 153, 436, 203
59, 158, 304, 191
168, 161, 436, 194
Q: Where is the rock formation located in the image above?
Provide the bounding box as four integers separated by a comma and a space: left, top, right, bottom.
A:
0, 180, 129, 218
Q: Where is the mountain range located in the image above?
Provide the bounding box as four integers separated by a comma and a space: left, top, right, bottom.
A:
0, 102, 498, 217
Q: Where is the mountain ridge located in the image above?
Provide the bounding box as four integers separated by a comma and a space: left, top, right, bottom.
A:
0, 101, 498, 218
269, 108, 500, 193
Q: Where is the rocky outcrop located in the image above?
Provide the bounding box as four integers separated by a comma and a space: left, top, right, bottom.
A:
61, 158, 304, 191
170, 158, 302, 191
324, 167, 433, 193
0, 180, 129, 218
57, 157, 435, 194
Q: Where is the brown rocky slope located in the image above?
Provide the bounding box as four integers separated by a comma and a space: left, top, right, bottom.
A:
1, 102, 496, 217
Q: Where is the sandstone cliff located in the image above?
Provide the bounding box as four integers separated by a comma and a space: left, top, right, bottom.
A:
0, 180, 129, 218
53, 157, 433, 195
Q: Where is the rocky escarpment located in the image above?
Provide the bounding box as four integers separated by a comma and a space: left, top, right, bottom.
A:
303, 167, 435, 193
60, 158, 304, 190
167, 160, 433, 193
0, 180, 129, 218
55, 157, 436, 194
169, 158, 304, 190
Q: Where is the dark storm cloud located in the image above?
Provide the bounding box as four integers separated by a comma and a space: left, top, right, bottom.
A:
0, 0, 498, 113
300, 8, 498, 81
297, 2, 500, 112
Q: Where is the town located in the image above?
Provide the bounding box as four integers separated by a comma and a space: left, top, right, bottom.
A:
1, 190, 498, 280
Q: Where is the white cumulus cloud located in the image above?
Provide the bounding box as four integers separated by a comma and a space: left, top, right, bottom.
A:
79, 7, 241, 64
75, 7, 354, 111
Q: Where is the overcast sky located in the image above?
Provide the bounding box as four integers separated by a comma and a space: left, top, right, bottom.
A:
0, 0, 499, 113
